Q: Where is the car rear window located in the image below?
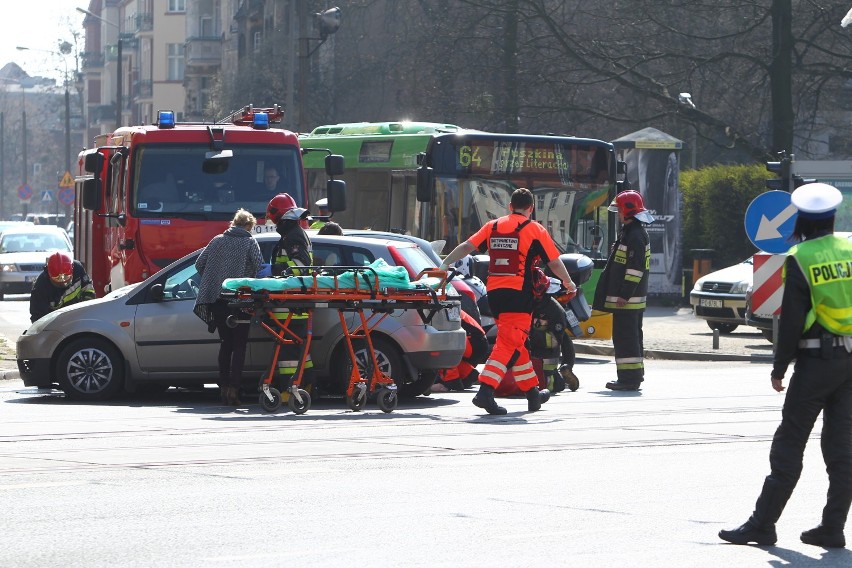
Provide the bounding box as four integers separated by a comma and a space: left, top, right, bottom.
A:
391, 245, 435, 277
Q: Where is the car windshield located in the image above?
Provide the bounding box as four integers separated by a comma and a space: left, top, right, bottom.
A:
0, 233, 71, 253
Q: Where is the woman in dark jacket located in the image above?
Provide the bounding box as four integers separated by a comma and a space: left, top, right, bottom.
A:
194, 209, 263, 405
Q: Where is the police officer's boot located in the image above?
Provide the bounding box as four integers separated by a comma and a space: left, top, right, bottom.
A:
526, 386, 550, 412
472, 383, 507, 415
719, 478, 791, 545
802, 481, 852, 547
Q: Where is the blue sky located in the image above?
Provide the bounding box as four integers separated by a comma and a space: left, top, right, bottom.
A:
0, 2, 86, 84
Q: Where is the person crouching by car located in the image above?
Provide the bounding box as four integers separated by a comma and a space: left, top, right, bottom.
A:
194, 209, 263, 406
30, 251, 95, 323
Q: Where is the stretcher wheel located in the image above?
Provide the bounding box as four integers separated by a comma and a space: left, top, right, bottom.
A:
259, 387, 282, 412
346, 387, 367, 412
288, 389, 311, 415
377, 388, 398, 413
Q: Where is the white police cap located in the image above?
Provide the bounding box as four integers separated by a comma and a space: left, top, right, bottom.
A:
791, 183, 842, 220
315, 197, 328, 208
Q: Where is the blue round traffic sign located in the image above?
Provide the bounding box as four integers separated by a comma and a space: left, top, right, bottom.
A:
58, 186, 75, 206
744, 190, 798, 254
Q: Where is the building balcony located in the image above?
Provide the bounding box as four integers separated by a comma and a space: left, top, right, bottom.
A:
186, 37, 223, 67
133, 80, 152, 100
134, 13, 153, 33
81, 51, 105, 69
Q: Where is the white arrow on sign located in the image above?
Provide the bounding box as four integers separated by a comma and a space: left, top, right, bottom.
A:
755, 202, 797, 241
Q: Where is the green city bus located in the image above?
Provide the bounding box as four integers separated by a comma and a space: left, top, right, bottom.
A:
301, 122, 619, 338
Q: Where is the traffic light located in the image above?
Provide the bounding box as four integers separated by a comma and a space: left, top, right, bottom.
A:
792, 174, 817, 188
765, 152, 793, 192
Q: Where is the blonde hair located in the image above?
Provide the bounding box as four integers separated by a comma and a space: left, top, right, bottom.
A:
231, 208, 256, 229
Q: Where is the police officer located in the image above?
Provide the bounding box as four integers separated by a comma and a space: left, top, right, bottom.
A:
266, 193, 315, 390
440, 188, 577, 415
30, 251, 95, 323
592, 190, 653, 391
309, 198, 330, 230
719, 183, 852, 548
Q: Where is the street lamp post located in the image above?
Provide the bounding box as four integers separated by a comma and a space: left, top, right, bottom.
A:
677, 92, 698, 170
76, 6, 122, 129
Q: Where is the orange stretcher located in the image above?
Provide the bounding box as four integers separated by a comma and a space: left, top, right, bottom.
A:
223, 266, 454, 415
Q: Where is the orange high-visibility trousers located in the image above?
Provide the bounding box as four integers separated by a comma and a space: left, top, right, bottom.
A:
479, 311, 537, 392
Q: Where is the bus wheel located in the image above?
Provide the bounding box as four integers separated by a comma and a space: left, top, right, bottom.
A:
56, 338, 125, 401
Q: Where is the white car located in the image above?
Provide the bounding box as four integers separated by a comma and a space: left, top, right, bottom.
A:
689, 257, 753, 333
0, 225, 73, 300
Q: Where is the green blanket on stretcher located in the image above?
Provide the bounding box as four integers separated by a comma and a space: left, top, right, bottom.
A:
222, 259, 443, 293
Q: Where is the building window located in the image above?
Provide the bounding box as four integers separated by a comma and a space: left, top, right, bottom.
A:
253, 31, 262, 53
168, 0, 186, 12
167, 44, 185, 81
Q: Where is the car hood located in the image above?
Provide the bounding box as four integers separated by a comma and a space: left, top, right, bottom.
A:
23, 282, 142, 335
0, 251, 58, 264
696, 258, 753, 286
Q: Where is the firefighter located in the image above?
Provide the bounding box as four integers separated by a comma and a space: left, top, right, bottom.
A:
440, 188, 577, 415
719, 183, 852, 548
592, 189, 653, 391
266, 193, 315, 391
309, 198, 330, 230
30, 251, 95, 323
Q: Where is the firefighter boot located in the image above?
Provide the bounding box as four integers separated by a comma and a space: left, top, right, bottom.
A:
472, 383, 507, 415
559, 364, 580, 392
526, 386, 551, 412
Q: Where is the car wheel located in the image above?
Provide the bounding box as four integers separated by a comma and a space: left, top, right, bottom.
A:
56, 337, 125, 401
333, 336, 406, 397
707, 321, 738, 334
399, 369, 438, 398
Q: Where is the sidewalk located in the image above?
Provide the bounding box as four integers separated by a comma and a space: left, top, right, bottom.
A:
575, 305, 774, 362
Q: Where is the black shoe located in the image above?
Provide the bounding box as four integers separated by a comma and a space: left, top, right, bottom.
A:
526, 387, 550, 412
606, 380, 641, 391
718, 521, 777, 545
801, 525, 846, 548
472, 384, 507, 415
443, 378, 466, 392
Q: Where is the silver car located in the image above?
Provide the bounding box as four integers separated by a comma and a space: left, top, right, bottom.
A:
16, 232, 465, 401
0, 225, 73, 300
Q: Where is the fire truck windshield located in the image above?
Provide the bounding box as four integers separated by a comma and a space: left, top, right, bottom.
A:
132, 143, 303, 219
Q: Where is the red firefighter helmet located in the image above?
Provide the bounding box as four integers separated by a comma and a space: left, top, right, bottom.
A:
266, 193, 300, 224
607, 190, 654, 223
531, 266, 549, 300
46, 251, 74, 286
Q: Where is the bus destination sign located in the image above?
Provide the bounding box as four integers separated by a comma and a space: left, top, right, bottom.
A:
457, 141, 571, 176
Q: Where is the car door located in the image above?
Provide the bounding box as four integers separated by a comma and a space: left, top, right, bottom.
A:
134, 260, 220, 377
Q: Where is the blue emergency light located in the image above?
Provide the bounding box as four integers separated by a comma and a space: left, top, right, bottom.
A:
252, 112, 270, 130
157, 110, 176, 129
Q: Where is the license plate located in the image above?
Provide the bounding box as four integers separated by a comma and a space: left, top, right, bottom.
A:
446, 305, 461, 322
700, 299, 723, 308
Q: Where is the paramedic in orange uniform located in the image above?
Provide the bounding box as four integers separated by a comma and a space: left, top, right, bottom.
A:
440, 188, 578, 415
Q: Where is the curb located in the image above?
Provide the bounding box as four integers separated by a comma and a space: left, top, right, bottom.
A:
574, 343, 773, 363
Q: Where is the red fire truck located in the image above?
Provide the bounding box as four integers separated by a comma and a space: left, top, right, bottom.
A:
74, 106, 344, 296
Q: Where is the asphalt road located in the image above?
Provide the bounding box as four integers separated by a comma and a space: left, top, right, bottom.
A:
1, 358, 850, 567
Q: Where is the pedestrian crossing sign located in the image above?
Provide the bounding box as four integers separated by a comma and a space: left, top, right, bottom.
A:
59, 171, 74, 188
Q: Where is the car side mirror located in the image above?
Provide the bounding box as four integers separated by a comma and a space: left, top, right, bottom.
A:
149, 283, 164, 302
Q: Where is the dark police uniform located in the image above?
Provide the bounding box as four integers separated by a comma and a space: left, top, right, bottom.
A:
720, 183, 852, 548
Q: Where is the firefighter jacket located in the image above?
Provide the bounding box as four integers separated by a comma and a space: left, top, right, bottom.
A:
773, 232, 852, 377
29, 261, 95, 323
593, 220, 650, 312
271, 220, 313, 320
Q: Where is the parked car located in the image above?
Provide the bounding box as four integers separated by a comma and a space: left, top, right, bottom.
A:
0, 220, 34, 235
0, 225, 73, 300
689, 256, 753, 333
16, 232, 465, 402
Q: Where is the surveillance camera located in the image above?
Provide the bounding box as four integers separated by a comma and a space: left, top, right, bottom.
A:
678, 92, 696, 108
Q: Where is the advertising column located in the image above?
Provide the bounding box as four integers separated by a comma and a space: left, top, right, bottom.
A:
612, 128, 684, 297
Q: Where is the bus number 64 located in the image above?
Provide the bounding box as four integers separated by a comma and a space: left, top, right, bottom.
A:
458, 145, 482, 168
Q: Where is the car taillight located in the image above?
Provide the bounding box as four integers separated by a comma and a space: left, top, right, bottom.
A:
387, 245, 415, 279
450, 278, 476, 304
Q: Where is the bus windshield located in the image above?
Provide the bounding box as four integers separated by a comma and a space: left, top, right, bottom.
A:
425, 135, 614, 257
131, 144, 303, 219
